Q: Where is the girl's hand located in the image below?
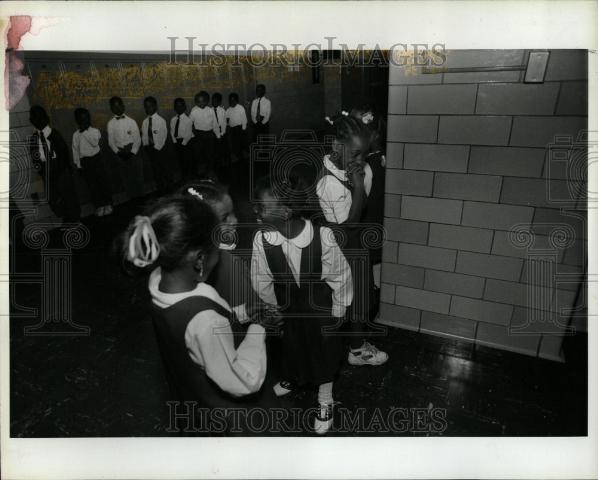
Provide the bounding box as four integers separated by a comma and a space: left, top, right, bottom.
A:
348, 161, 365, 188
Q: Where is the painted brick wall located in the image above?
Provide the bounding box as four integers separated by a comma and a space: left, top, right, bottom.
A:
380, 50, 587, 361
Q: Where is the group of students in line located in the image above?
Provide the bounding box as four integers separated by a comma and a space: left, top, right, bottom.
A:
28, 84, 272, 221
122, 105, 388, 435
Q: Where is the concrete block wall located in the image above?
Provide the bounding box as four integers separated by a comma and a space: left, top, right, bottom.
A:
380, 50, 587, 361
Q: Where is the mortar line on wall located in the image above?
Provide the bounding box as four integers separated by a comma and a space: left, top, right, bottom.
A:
553, 81, 563, 115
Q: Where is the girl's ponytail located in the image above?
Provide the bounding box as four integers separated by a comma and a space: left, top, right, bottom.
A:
126, 215, 160, 268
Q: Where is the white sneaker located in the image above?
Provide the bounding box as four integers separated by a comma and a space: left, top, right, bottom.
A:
273, 380, 294, 397
348, 341, 389, 366
95, 207, 104, 217
103, 205, 113, 216
314, 403, 334, 435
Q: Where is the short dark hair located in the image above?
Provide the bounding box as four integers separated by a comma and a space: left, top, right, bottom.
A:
195, 91, 209, 102
144, 96, 157, 106
30, 105, 49, 121
256, 84, 266, 92
174, 97, 186, 105
212, 92, 222, 102
74, 107, 89, 121
229, 92, 239, 102
109, 96, 123, 105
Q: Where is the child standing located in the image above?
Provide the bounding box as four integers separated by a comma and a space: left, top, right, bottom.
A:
72, 108, 113, 216
29, 105, 80, 222
141, 96, 171, 193
251, 173, 352, 434
211, 92, 229, 181
226, 92, 247, 164
316, 115, 388, 367
350, 106, 387, 280
123, 195, 278, 433
250, 84, 271, 142
107, 96, 143, 199
170, 98, 194, 181
189, 91, 219, 178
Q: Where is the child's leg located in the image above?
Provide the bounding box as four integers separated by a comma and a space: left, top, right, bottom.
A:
318, 381, 333, 405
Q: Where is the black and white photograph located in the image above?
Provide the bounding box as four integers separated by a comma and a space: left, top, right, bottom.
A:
1, 2, 596, 479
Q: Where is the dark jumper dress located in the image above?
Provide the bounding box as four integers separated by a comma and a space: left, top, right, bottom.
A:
151, 295, 267, 435
262, 225, 345, 386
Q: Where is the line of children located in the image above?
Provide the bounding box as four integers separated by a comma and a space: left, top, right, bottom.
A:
29, 85, 269, 221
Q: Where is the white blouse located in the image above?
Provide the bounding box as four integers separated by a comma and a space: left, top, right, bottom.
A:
250, 220, 353, 318
149, 268, 266, 397
316, 155, 372, 224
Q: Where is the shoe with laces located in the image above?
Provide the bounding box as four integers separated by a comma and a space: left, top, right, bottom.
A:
348, 341, 389, 366
314, 403, 334, 435
273, 380, 294, 397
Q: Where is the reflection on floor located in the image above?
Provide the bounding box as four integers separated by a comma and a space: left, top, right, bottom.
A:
10, 190, 587, 437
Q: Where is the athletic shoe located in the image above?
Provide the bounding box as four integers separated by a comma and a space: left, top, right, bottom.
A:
103, 205, 113, 216
348, 341, 389, 366
95, 207, 104, 217
273, 380, 294, 397
314, 403, 334, 435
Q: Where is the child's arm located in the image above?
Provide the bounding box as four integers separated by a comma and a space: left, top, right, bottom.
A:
130, 121, 141, 154
211, 109, 221, 139
345, 162, 367, 223
316, 175, 350, 224
187, 313, 267, 397
261, 99, 271, 124
250, 232, 277, 306
241, 107, 248, 130
320, 226, 353, 317
71, 132, 81, 169
107, 121, 119, 154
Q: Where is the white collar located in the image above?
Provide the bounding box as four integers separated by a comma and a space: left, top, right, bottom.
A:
148, 267, 230, 311
39, 125, 52, 137
147, 112, 160, 120
323, 154, 347, 182
263, 219, 313, 248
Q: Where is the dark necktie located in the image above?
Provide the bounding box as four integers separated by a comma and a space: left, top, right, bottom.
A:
214, 107, 221, 133
256, 98, 261, 122
174, 115, 180, 138
38, 130, 51, 162
148, 117, 154, 146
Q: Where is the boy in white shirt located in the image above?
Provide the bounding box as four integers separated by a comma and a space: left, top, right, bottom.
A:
141, 96, 171, 193
170, 97, 194, 180
107, 96, 144, 199
189, 91, 218, 178
250, 84, 271, 142
226, 92, 247, 164
211, 92, 229, 180
72, 108, 112, 216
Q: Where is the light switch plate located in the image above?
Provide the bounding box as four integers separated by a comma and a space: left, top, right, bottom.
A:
524, 51, 550, 83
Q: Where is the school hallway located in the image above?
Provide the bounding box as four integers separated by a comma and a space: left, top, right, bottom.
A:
10, 181, 587, 437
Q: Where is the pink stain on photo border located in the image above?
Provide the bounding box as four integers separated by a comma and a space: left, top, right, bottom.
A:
4, 16, 63, 110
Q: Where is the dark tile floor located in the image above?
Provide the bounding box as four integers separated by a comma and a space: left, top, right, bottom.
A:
9, 186, 588, 437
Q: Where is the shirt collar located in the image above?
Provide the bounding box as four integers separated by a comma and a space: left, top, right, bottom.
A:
113, 114, 127, 120
323, 154, 347, 182
148, 267, 230, 310
148, 112, 159, 120
39, 125, 52, 137
263, 219, 313, 248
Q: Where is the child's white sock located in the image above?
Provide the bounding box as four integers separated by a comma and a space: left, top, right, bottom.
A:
317, 382, 334, 406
